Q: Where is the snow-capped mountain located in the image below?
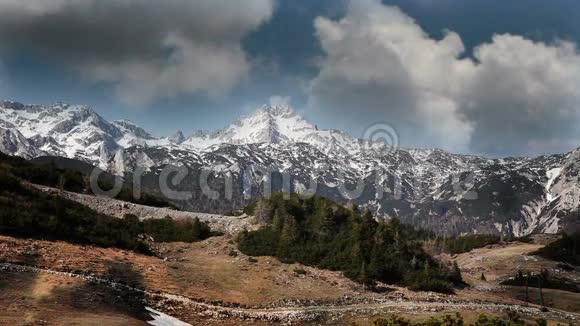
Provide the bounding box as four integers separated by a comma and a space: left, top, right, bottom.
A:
1, 99, 580, 236
180, 104, 360, 155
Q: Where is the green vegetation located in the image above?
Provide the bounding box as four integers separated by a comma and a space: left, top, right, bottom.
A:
373, 312, 548, 326
500, 269, 579, 293
513, 235, 534, 243
0, 152, 174, 208
0, 171, 149, 253
138, 215, 211, 242
534, 233, 580, 265
0, 153, 86, 192
294, 268, 307, 275
429, 234, 501, 255
0, 170, 212, 254
237, 194, 463, 293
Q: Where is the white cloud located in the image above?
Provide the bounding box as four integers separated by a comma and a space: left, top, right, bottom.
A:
0, 0, 275, 106
309, 0, 580, 155
464, 35, 580, 155
84, 34, 251, 106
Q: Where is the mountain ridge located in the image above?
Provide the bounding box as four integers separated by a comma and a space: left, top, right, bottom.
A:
1, 99, 580, 236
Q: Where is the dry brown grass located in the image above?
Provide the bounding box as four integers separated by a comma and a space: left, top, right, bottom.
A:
2, 235, 579, 325
451, 242, 545, 285
0, 271, 144, 325
0, 235, 363, 306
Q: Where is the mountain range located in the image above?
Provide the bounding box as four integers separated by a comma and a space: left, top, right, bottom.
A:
1, 100, 579, 236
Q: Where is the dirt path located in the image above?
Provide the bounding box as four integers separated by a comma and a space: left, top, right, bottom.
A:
1, 262, 578, 324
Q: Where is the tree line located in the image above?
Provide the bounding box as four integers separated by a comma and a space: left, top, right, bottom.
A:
423, 234, 501, 255
237, 193, 464, 293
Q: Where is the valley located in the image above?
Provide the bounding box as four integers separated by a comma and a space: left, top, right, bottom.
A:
0, 183, 579, 324
2, 233, 579, 325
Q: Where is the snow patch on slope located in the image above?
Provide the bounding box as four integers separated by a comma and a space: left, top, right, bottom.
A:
146, 307, 191, 326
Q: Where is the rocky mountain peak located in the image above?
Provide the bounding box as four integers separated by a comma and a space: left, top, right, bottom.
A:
113, 119, 152, 139
257, 103, 295, 117
204, 104, 311, 145
0, 100, 25, 111
170, 130, 186, 144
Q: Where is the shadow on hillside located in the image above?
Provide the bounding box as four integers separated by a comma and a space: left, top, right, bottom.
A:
44, 260, 149, 321
0, 249, 41, 290
0, 270, 39, 299
0, 253, 42, 321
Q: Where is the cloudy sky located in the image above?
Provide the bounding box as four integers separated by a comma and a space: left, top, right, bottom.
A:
1, 0, 580, 157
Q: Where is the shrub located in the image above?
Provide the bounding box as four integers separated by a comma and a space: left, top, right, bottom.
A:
0, 175, 213, 254
0, 152, 174, 208
294, 268, 307, 275
0, 170, 21, 192
442, 234, 501, 255
142, 216, 211, 243
374, 312, 547, 326
0, 187, 151, 253
534, 232, 580, 265
500, 269, 579, 293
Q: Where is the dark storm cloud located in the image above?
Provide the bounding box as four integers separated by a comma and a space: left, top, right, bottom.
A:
0, 0, 274, 105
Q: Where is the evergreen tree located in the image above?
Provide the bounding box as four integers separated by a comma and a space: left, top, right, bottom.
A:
358, 261, 373, 288
277, 215, 298, 258
237, 193, 459, 293
254, 198, 272, 224
318, 206, 335, 242
191, 217, 202, 239
450, 261, 463, 284
350, 242, 364, 272
272, 208, 285, 233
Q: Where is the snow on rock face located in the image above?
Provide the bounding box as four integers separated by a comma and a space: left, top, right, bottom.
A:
546, 167, 562, 202
0, 126, 44, 158
2, 99, 580, 236
113, 119, 154, 140
0, 101, 122, 164
169, 130, 185, 144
